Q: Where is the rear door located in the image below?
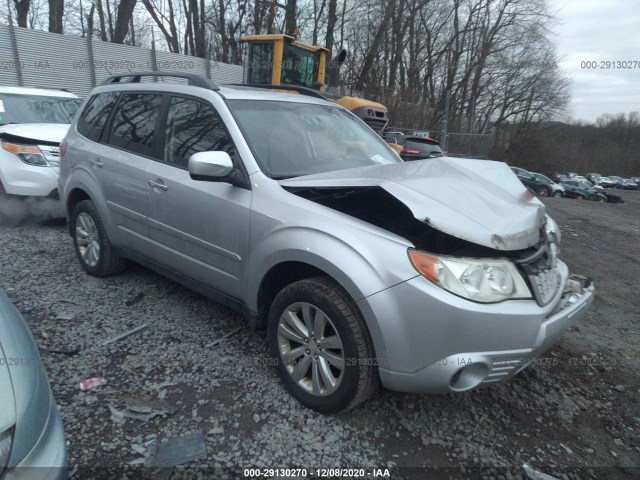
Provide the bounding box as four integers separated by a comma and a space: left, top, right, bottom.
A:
101, 92, 164, 251
145, 94, 252, 297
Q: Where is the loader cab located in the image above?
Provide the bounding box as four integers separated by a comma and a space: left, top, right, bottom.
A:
241, 34, 328, 90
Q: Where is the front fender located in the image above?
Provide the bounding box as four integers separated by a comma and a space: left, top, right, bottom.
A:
245, 225, 418, 338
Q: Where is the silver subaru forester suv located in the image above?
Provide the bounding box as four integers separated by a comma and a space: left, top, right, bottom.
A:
58, 72, 594, 413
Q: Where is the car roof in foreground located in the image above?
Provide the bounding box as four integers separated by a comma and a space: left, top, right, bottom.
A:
0, 86, 79, 98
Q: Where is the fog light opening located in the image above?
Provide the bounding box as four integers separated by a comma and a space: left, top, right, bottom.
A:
449, 363, 489, 391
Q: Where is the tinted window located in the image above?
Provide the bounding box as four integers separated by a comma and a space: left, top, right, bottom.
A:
164, 96, 234, 169
405, 138, 443, 157
77, 92, 118, 141
108, 94, 163, 157
0, 93, 81, 126
248, 43, 273, 84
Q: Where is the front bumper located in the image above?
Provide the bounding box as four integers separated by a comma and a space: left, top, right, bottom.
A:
0, 153, 59, 197
5, 398, 67, 480
357, 260, 594, 394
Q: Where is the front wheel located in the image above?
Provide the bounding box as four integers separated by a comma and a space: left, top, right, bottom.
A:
267, 277, 379, 413
536, 185, 550, 197
71, 200, 127, 276
552, 190, 563, 198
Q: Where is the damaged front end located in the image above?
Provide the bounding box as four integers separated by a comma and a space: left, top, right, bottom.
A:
281, 158, 594, 393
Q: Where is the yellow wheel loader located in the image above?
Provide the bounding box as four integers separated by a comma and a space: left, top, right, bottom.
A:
240, 34, 389, 133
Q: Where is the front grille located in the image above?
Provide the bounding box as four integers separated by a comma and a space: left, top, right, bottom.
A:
39, 145, 60, 167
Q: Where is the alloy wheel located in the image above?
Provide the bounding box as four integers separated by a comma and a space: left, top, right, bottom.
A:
75, 212, 100, 267
277, 302, 345, 396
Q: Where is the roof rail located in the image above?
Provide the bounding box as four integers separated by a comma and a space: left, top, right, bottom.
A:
101, 72, 219, 91
231, 83, 328, 100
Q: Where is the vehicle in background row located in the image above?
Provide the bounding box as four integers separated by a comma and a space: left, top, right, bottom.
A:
560, 180, 607, 202
0, 289, 68, 479
597, 176, 616, 188
616, 178, 638, 190
599, 190, 624, 204
0, 87, 81, 198
384, 133, 444, 161
586, 173, 601, 184
510, 167, 554, 197
530, 173, 565, 198
59, 72, 594, 413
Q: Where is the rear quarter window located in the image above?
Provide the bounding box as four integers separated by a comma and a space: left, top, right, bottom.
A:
77, 92, 119, 142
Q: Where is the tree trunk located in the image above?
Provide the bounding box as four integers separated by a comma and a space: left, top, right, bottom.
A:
111, 0, 137, 43
13, 0, 31, 28
284, 0, 297, 35
325, 0, 337, 53
95, 0, 108, 40
48, 0, 64, 33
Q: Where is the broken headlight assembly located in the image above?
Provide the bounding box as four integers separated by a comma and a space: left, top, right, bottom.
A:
545, 214, 561, 244
409, 250, 532, 303
1, 141, 50, 167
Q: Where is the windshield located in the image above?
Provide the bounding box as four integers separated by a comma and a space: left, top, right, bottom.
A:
281, 44, 320, 87
227, 100, 401, 178
0, 93, 81, 125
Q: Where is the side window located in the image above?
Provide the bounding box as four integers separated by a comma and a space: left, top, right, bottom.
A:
108, 93, 163, 157
247, 43, 273, 84
164, 96, 234, 169
77, 92, 119, 142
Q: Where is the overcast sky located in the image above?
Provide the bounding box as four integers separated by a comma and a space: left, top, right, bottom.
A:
553, 0, 640, 122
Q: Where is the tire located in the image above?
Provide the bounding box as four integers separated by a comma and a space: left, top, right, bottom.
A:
536, 185, 550, 197
71, 200, 127, 276
552, 190, 563, 198
267, 276, 379, 413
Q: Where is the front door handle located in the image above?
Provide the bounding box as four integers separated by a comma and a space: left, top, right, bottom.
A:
148, 179, 168, 191
90, 158, 103, 168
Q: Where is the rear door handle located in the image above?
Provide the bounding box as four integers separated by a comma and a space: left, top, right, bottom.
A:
90, 158, 103, 168
148, 179, 168, 191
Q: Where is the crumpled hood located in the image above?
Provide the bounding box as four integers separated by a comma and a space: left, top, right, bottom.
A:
280, 157, 546, 250
0, 123, 70, 144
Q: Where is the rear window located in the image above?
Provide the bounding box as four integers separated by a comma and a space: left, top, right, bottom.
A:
0, 93, 81, 125
77, 92, 119, 142
404, 138, 443, 157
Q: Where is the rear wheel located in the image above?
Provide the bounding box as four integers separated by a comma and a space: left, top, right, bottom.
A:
71, 200, 127, 276
267, 276, 379, 413
552, 190, 563, 198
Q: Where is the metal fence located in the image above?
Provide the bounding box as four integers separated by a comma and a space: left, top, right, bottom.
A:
0, 24, 243, 98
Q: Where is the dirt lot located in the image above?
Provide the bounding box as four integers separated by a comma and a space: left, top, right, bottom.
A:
1, 190, 639, 479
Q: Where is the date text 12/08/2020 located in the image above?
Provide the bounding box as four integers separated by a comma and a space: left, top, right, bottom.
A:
243, 468, 392, 478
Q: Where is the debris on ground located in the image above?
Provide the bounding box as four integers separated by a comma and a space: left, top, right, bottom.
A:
109, 397, 178, 424
204, 326, 241, 348
523, 463, 559, 480
125, 291, 145, 306
101, 323, 148, 346
78, 377, 107, 391
46, 346, 81, 356
137, 432, 207, 479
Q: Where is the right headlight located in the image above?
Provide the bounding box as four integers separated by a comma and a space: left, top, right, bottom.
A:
408, 249, 532, 303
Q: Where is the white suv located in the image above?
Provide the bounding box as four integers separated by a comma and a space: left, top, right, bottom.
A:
0, 86, 81, 197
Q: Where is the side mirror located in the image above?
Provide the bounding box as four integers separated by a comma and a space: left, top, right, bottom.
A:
188, 151, 234, 181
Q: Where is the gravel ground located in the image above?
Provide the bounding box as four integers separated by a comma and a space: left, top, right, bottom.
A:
1, 190, 639, 479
